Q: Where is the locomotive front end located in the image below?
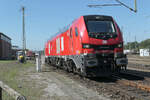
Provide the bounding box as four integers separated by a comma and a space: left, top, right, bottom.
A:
80, 15, 128, 77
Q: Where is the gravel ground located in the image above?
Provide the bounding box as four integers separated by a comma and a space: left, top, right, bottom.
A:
21, 66, 110, 100
19, 55, 110, 100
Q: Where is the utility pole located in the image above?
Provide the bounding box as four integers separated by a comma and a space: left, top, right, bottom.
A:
134, 0, 137, 12
135, 35, 138, 53
129, 32, 131, 50
22, 6, 26, 61
135, 35, 137, 51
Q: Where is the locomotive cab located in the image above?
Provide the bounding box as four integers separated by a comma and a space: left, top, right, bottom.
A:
79, 15, 128, 77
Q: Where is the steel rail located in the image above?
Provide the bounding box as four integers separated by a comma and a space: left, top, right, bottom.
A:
112, 73, 150, 92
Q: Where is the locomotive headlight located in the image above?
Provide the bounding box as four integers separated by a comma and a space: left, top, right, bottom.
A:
82, 44, 91, 49
117, 43, 123, 48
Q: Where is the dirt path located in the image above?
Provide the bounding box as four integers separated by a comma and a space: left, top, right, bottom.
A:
21, 65, 110, 100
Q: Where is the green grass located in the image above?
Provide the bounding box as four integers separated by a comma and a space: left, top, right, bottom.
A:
0, 60, 14, 63
0, 60, 44, 100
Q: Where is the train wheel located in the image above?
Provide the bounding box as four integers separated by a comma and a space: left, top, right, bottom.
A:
80, 67, 86, 77
45, 58, 47, 63
72, 62, 77, 74
67, 60, 73, 73
72, 66, 77, 74
63, 61, 68, 72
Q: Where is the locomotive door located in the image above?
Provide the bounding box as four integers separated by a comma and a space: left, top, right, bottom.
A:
70, 27, 81, 55
70, 28, 74, 53
74, 27, 81, 54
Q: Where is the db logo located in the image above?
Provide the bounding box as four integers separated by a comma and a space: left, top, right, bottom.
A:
102, 40, 107, 44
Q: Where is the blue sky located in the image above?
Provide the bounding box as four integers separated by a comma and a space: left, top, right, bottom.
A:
0, 0, 150, 50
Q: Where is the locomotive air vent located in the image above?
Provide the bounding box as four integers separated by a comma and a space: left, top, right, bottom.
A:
93, 45, 116, 50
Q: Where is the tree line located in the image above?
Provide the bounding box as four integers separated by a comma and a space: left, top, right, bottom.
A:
124, 38, 150, 50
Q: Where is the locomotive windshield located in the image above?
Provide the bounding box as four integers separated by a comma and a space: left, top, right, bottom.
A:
86, 21, 115, 33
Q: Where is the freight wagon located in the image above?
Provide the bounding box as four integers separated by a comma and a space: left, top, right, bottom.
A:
0, 32, 11, 59
45, 15, 128, 77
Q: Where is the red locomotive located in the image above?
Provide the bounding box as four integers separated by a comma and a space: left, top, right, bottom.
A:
45, 15, 128, 77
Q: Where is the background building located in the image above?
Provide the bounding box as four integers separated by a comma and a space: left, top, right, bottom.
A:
0, 32, 11, 59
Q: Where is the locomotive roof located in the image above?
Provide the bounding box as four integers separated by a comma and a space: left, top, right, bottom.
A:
83, 15, 113, 21
48, 15, 113, 41
83, 15, 112, 17
48, 19, 77, 41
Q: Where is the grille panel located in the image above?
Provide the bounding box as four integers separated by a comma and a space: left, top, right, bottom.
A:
92, 45, 116, 50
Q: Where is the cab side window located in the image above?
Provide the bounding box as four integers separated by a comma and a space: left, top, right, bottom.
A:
75, 27, 78, 37
70, 28, 72, 38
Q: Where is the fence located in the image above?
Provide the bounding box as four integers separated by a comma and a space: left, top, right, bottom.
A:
0, 81, 26, 100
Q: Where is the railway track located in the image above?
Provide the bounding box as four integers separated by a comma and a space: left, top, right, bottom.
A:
88, 72, 150, 100
44, 64, 150, 100
112, 72, 150, 92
